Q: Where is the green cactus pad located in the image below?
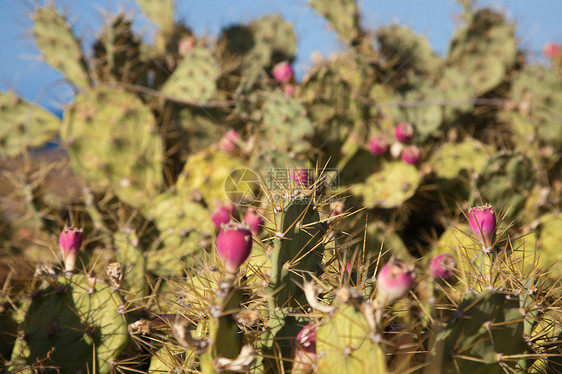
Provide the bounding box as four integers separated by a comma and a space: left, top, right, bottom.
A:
511, 67, 562, 147
31, 4, 90, 89
93, 15, 146, 85
352, 161, 422, 208
317, 304, 388, 373
535, 213, 562, 271
9, 275, 128, 374
438, 67, 475, 122
310, 0, 361, 43
262, 91, 315, 154
146, 191, 213, 276
448, 9, 517, 95
161, 47, 219, 102
438, 290, 527, 373
115, 228, 146, 296
377, 24, 443, 76
176, 147, 249, 204
219, 15, 296, 74
0, 92, 60, 157
268, 199, 327, 307
473, 152, 535, 222
432, 223, 478, 277
61, 86, 164, 208
428, 138, 493, 180
136, 0, 175, 30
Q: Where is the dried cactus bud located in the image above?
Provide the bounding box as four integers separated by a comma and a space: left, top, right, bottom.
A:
59, 226, 83, 272
245, 208, 264, 236
430, 253, 456, 279
217, 222, 253, 274
293, 323, 317, 374
369, 135, 388, 155
394, 122, 414, 143
468, 205, 497, 252
272, 61, 294, 83
218, 129, 239, 153
401, 145, 421, 164
212, 203, 235, 229
376, 258, 415, 306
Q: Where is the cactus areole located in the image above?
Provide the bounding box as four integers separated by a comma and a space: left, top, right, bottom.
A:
217, 221, 253, 274
59, 226, 84, 272
468, 205, 497, 252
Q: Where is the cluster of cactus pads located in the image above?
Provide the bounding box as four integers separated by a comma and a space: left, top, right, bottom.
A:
1, 0, 562, 372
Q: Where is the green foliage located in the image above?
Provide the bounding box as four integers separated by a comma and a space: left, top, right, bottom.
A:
310, 0, 361, 43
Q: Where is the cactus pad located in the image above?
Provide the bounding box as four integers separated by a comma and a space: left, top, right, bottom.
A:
429, 138, 493, 180
310, 0, 360, 43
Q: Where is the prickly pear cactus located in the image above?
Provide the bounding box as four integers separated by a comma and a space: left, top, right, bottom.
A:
448, 8, 517, 95
9, 275, 129, 374
136, 0, 175, 30
317, 303, 388, 373
0, 92, 60, 157
161, 46, 219, 102
310, 0, 361, 43
377, 24, 443, 76
429, 138, 493, 180
437, 290, 528, 374
61, 86, 164, 208
352, 161, 422, 208
31, 4, 91, 89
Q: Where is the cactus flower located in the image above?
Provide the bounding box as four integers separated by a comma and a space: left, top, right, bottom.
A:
212, 204, 235, 229
217, 222, 253, 274
245, 208, 264, 235
218, 129, 239, 153
59, 226, 84, 272
293, 323, 317, 374
468, 205, 497, 252
369, 135, 388, 155
430, 253, 456, 279
272, 61, 294, 83
376, 258, 415, 306
394, 122, 414, 143
543, 42, 561, 58
401, 145, 421, 164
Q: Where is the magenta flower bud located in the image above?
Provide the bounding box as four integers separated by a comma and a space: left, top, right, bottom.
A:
212, 204, 235, 229
218, 129, 239, 153
394, 122, 414, 143
401, 145, 421, 164
216, 222, 253, 274
468, 205, 497, 252
59, 226, 84, 272
430, 253, 456, 279
293, 323, 317, 373
543, 42, 561, 58
178, 36, 195, 56
376, 258, 415, 306
245, 208, 264, 236
272, 61, 294, 83
283, 83, 296, 97
369, 135, 388, 155
292, 168, 310, 188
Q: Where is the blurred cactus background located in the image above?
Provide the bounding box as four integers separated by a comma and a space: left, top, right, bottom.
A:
1, 0, 562, 373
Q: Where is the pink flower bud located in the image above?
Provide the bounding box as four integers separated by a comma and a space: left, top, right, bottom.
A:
468, 205, 496, 252
212, 204, 235, 229
293, 323, 317, 373
401, 145, 421, 164
216, 222, 253, 274
178, 37, 195, 56
272, 61, 294, 83
430, 253, 456, 279
369, 135, 388, 155
394, 122, 414, 143
283, 83, 296, 97
543, 42, 561, 59
341, 262, 352, 273
59, 226, 83, 272
292, 168, 310, 188
245, 208, 264, 236
218, 129, 240, 153
376, 258, 415, 305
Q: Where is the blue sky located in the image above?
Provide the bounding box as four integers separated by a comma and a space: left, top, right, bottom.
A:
1, 0, 561, 113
